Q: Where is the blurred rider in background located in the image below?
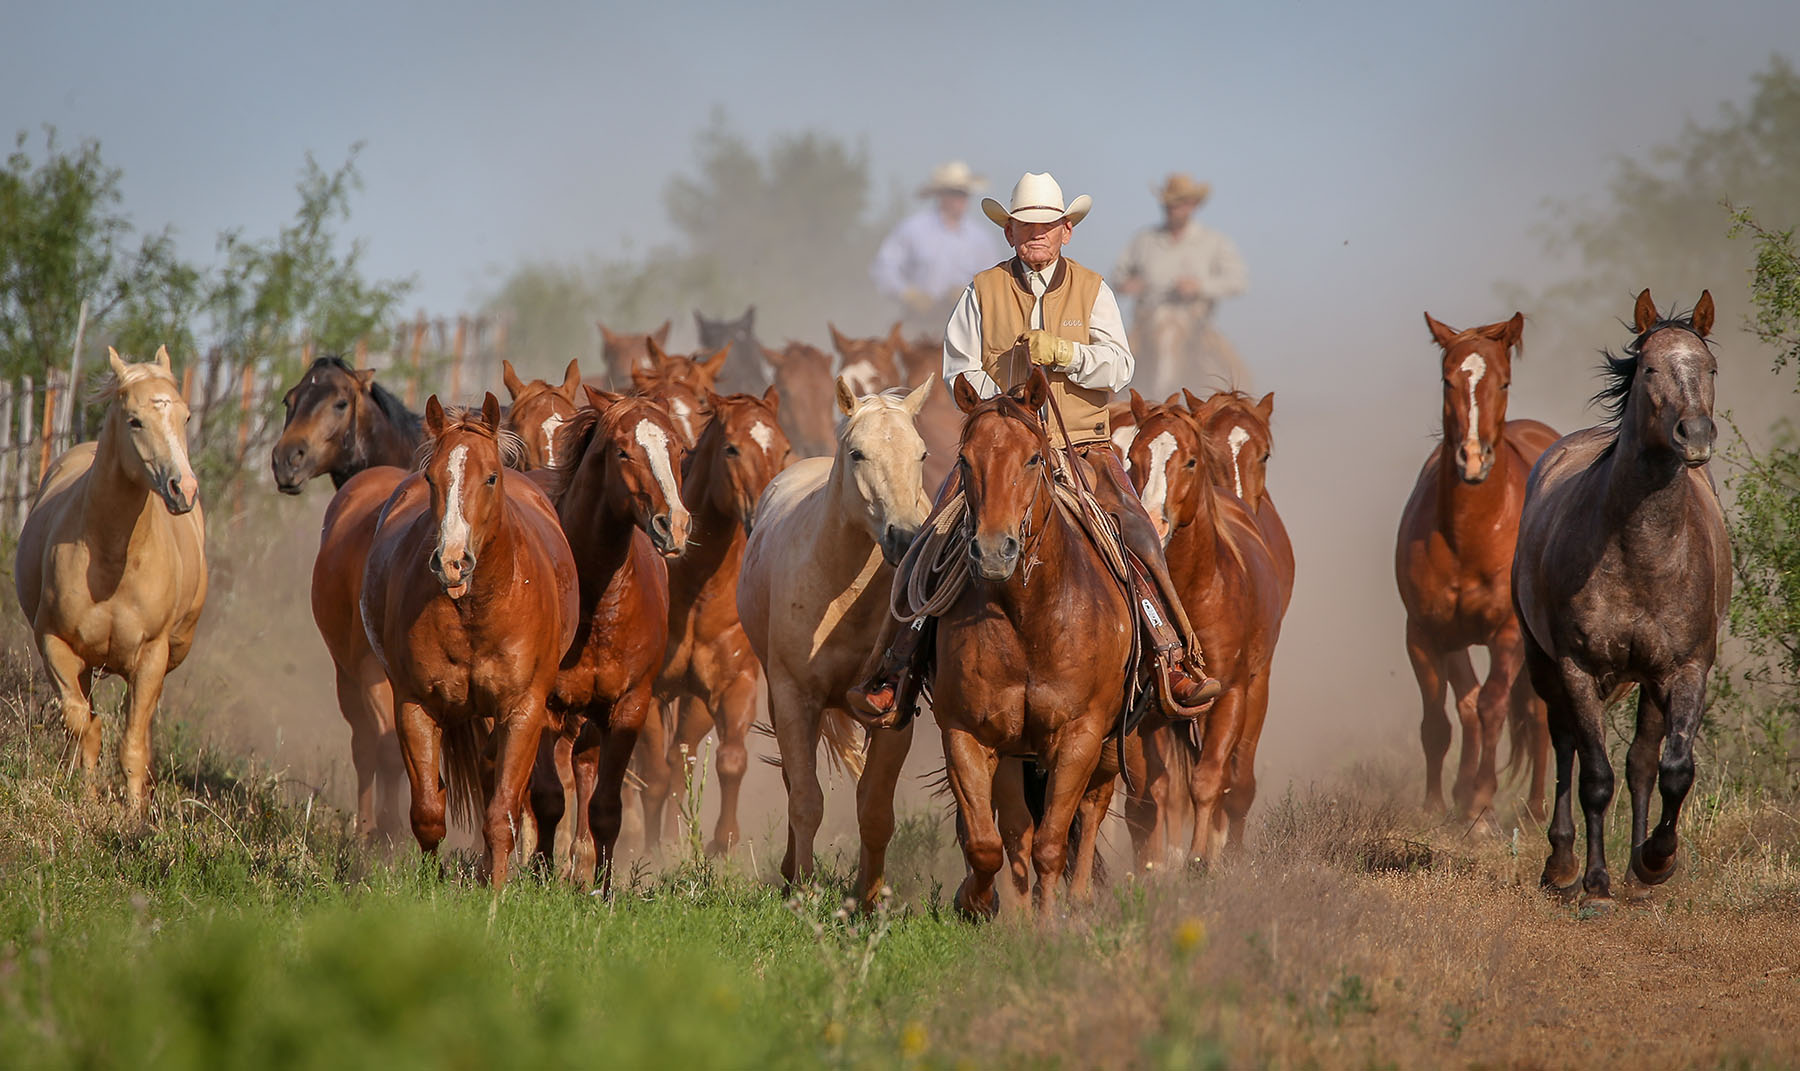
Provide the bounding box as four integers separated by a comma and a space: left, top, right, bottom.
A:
870, 161, 1008, 339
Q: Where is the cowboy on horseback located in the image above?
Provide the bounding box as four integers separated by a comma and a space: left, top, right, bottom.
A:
849, 171, 1222, 726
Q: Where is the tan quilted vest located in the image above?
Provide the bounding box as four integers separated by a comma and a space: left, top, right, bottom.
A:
971, 257, 1111, 446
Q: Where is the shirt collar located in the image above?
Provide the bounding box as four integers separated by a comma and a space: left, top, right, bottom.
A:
1021, 257, 1060, 293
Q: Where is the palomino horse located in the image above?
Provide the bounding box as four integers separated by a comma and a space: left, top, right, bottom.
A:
1190, 389, 1295, 613
897, 333, 960, 494
737, 375, 934, 884
16, 347, 206, 816
696, 306, 771, 396
637, 389, 792, 854
829, 322, 904, 395
271, 356, 422, 493
597, 320, 672, 389
361, 394, 578, 884
1396, 312, 1558, 821
1122, 391, 1283, 867
501, 358, 584, 470
530, 391, 690, 888
1515, 290, 1730, 905
929, 371, 1135, 917
760, 342, 838, 459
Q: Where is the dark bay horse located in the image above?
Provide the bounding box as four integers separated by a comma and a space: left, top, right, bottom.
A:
1514, 289, 1730, 905
1123, 392, 1283, 866
1190, 389, 1296, 613
361, 394, 579, 884
933, 371, 1136, 918
501, 358, 584, 470
638, 389, 792, 854
1396, 312, 1559, 821
696, 305, 771, 396
272, 356, 422, 493
597, 320, 672, 389
530, 391, 690, 888
760, 341, 837, 458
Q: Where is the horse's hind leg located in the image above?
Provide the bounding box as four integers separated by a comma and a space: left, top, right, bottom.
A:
1509, 670, 1550, 823
1222, 670, 1273, 853
120, 638, 171, 820
1406, 620, 1452, 813
1549, 662, 1615, 902
526, 731, 565, 869
769, 676, 825, 885
942, 728, 1002, 920
1637, 669, 1707, 885
483, 700, 549, 886
589, 693, 648, 896
1033, 725, 1107, 917
1525, 639, 1579, 891
1470, 635, 1524, 825
337, 662, 392, 840
634, 698, 672, 857
40, 635, 99, 790
853, 719, 915, 911
994, 758, 1035, 905
710, 677, 756, 856
1068, 776, 1116, 903
1121, 727, 1160, 872
1623, 685, 1665, 885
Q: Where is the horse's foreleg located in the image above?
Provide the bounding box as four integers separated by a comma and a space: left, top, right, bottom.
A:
568, 730, 598, 884
1526, 638, 1579, 891
39, 635, 99, 789
710, 679, 755, 857
394, 697, 448, 855
768, 676, 824, 886
1186, 687, 1244, 868
120, 638, 171, 820
671, 694, 716, 848
994, 758, 1035, 905
590, 687, 651, 895
1511, 670, 1551, 823
1471, 635, 1524, 823
1555, 663, 1615, 902
482, 699, 549, 886
633, 697, 671, 857
1068, 775, 1116, 903
1444, 650, 1480, 815
942, 728, 1002, 921
1406, 620, 1452, 813
1032, 724, 1106, 918
1120, 727, 1158, 872
853, 720, 915, 911
1637, 668, 1707, 885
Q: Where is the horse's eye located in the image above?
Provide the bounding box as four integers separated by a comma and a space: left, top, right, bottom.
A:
485, 473, 497, 486
617, 449, 632, 461
724, 445, 740, 458
335, 399, 350, 411
850, 449, 866, 462
920, 451, 928, 462
1184, 458, 1197, 469
1026, 454, 1042, 467
128, 417, 143, 429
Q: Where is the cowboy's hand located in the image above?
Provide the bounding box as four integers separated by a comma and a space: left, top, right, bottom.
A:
1024, 330, 1075, 368
901, 287, 935, 314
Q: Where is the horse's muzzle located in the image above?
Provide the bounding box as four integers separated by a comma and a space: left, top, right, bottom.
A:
880, 523, 917, 567
271, 442, 312, 494
1457, 442, 1494, 484
1674, 415, 1715, 467
648, 508, 691, 558
969, 532, 1019, 581
155, 471, 198, 515
431, 550, 475, 599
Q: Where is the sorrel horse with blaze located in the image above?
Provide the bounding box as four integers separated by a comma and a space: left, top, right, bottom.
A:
1514, 289, 1730, 906
934, 371, 1136, 918
1123, 391, 1284, 866
361, 394, 578, 884
738, 375, 934, 885
501, 358, 584, 470
529, 391, 690, 888
1396, 312, 1557, 822
16, 347, 206, 817
829, 322, 904, 395
637, 389, 792, 854
1190, 389, 1295, 613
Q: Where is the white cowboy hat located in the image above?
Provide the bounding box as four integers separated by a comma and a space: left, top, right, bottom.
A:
917, 161, 984, 196
981, 172, 1092, 227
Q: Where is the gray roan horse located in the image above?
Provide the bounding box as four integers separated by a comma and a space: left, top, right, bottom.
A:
1512, 289, 1730, 906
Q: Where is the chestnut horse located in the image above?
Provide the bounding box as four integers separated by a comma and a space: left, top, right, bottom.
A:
929, 371, 1136, 917
271, 356, 422, 493
1123, 391, 1283, 866
1190, 389, 1295, 613
15, 347, 206, 816
829, 322, 904, 395
1396, 312, 1558, 822
361, 394, 579, 883
529, 391, 690, 888
631, 361, 715, 447
501, 358, 584, 470
760, 341, 838, 458
1515, 290, 1730, 905
638, 389, 792, 854
597, 320, 672, 389
897, 333, 960, 494
738, 375, 934, 884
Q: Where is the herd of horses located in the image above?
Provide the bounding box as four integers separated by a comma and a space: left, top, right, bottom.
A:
11, 288, 1730, 915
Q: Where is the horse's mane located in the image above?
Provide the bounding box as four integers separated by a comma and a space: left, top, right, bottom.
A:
297, 354, 423, 440
539, 396, 665, 502
1593, 303, 1712, 422
955, 390, 1051, 453
413, 409, 525, 471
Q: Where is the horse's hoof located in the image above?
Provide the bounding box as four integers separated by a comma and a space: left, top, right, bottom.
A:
1630, 844, 1679, 887
1575, 895, 1615, 919
1539, 861, 1581, 898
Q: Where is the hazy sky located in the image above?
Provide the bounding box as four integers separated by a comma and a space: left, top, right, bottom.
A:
8, 2, 1796, 780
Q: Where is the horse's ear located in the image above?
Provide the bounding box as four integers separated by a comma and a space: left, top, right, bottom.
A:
1181, 387, 1207, 414
740, 305, 755, 327
1129, 389, 1151, 425
828, 322, 853, 355
644, 334, 668, 365
952, 373, 983, 414
1423, 312, 1458, 349
888, 321, 905, 349
481, 392, 502, 431
1504, 312, 1525, 353
1692, 290, 1714, 338
154, 345, 171, 371
424, 394, 446, 437
902, 373, 936, 417
560, 358, 583, 399
583, 385, 622, 411
630, 364, 656, 391
1163, 391, 1183, 406
598, 321, 618, 345
1022, 367, 1052, 412
702, 344, 731, 379
652, 320, 671, 346
501, 359, 526, 399
1257, 391, 1275, 420
762, 384, 781, 414
107, 347, 128, 381
353, 367, 378, 388
835, 374, 858, 416
1633, 289, 1659, 334
760, 344, 786, 369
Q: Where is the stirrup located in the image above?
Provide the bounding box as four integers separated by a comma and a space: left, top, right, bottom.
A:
1155, 649, 1220, 720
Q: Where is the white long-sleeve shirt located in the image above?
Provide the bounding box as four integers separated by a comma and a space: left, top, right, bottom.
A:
941, 258, 1135, 398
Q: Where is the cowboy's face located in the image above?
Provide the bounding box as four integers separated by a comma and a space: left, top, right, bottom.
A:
1004, 218, 1072, 269
1163, 199, 1197, 229
935, 190, 969, 218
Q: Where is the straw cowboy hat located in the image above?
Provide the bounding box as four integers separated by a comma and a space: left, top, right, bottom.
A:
981, 172, 1093, 227
917, 160, 985, 196
1155, 172, 1211, 206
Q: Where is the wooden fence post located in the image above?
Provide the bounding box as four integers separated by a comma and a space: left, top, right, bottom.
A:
0, 384, 12, 525
64, 299, 87, 443
39, 385, 57, 486
406, 313, 427, 407
15, 376, 33, 529
451, 316, 467, 400
236, 364, 255, 462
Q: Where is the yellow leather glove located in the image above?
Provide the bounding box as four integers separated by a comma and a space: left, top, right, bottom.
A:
1023, 330, 1076, 368
901, 287, 935, 314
